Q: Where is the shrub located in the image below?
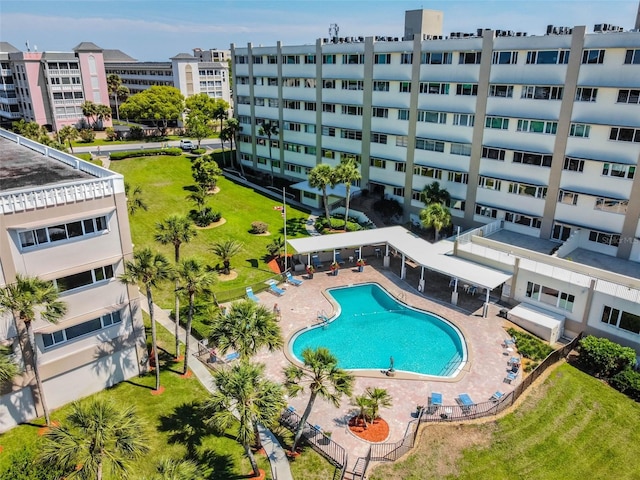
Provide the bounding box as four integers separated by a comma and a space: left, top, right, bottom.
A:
192, 148, 206, 155
577, 335, 637, 378
190, 207, 221, 227
250, 221, 268, 234
78, 128, 96, 143
109, 148, 182, 160
128, 125, 144, 140
373, 198, 403, 218
314, 217, 361, 233
507, 328, 554, 361
609, 368, 640, 401
105, 126, 118, 141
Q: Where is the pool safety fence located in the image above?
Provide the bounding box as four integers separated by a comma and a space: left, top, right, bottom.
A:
350, 332, 583, 479
279, 407, 348, 480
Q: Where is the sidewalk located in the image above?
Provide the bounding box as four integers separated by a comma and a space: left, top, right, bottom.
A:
139, 301, 294, 480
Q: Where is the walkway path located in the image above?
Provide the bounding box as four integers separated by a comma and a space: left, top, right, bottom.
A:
140, 301, 294, 480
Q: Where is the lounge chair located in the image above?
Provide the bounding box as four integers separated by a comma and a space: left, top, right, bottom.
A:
335, 252, 345, 265
502, 337, 516, 348
311, 254, 323, 269
221, 351, 240, 363
428, 392, 442, 414
267, 279, 285, 296
457, 393, 475, 414
504, 371, 518, 384
285, 271, 303, 286
490, 391, 504, 403
246, 286, 260, 303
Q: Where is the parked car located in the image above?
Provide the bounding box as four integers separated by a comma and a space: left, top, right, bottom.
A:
180, 139, 195, 150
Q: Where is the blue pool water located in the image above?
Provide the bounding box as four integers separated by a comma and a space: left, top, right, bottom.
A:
291, 283, 467, 377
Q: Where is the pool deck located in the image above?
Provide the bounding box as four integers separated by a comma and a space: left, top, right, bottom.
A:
247, 262, 516, 470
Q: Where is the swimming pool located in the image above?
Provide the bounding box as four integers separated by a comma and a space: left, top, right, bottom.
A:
290, 283, 467, 377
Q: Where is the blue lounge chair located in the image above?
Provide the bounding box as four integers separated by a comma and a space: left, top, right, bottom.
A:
267, 279, 285, 296
335, 252, 345, 265
457, 393, 475, 413
490, 391, 504, 403
246, 286, 259, 303
285, 271, 303, 286
311, 254, 323, 269
223, 351, 240, 363
504, 371, 518, 384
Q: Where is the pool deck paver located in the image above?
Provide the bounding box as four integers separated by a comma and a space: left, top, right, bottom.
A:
247, 260, 516, 471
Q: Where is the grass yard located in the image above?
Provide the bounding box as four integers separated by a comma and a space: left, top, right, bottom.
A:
109, 154, 310, 307
369, 362, 640, 480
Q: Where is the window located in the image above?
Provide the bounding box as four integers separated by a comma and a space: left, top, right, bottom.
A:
602, 306, 640, 335
284, 143, 302, 152
267, 77, 278, 86
322, 79, 335, 89
322, 103, 335, 113
602, 163, 635, 179
475, 204, 498, 218
393, 187, 405, 197
321, 126, 335, 137
459, 52, 481, 64
492, 51, 518, 64
575, 87, 598, 102
417, 110, 446, 124
505, 212, 542, 229
371, 107, 388, 118
304, 102, 317, 111
370, 158, 387, 168
447, 171, 468, 184
42, 310, 122, 348
558, 190, 578, 205
453, 114, 474, 126
343, 54, 364, 64
609, 127, 640, 143
253, 77, 264, 86
322, 149, 335, 159
371, 132, 388, 144
342, 80, 364, 90
395, 162, 406, 173
285, 163, 303, 173
414, 166, 442, 179
18, 216, 108, 249
617, 89, 640, 104
521, 85, 563, 100
595, 198, 628, 214
304, 78, 316, 88
485, 116, 509, 130
489, 84, 513, 98
304, 124, 316, 134
340, 128, 362, 140
396, 136, 408, 147
304, 54, 316, 64
569, 123, 590, 138
283, 100, 300, 110
374, 53, 391, 64
303, 191, 316, 199
421, 52, 452, 64
401, 53, 413, 64
419, 82, 449, 94
450, 143, 472, 156
447, 199, 466, 211
482, 147, 506, 161
282, 78, 300, 87
588, 230, 620, 246
236, 76, 250, 85
341, 105, 363, 116
397, 109, 409, 120
283, 121, 301, 132
526, 50, 570, 64
582, 49, 605, 64
478, 177, 501, 190
322, 54, 336, 64
456, 84, 478, 96
55, 265, 114, 293
624, 49, 640, 64
235, 55, 248, 64
373, 81, 389, 92
517, 119, 558, 134
284, 55, 299, 64
508, 182, 547, 198
513, 151, 552, 167
268, 98, 279, 107
552, 223, 572, 241
526, 282, 574, 311
304, 145, 316, 155
399, 82, 411, 93
416, 138, 445, 152
564, 157, 584, 172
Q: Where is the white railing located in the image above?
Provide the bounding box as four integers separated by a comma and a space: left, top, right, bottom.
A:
457, 220, 503, 244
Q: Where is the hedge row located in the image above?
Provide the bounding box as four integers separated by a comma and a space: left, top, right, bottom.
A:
109, 148, 182, 160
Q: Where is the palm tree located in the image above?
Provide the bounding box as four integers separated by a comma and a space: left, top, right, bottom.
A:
207, 299, 282, 360
419, 202, 452, 241
334, 158, 362, 230
366, 387, 393, 421
124, 182, 149, 215
150, 458, 203, 480
210, 239, 243, 275
81, 101, 99, 128
0, 275, 67, 425
186, 185, 209, 209
95, 104, 112, 129
420, 181, 451, 206
352, 394, 371, 429
308, 164, 337, 222
175, 258, 216, 375
40, 397, 148, 480
223, 118, 243, 175
0, 346, 19, 385
204, 362, 285, 477
57, 125, 78, 153
154, 215, 197, 359
283, 347, 354, 452
120, 248, 173, 392
213, 101, 228, 134
219, 126, 230, 167
258, 120, 279, 186
107, 74, 129, 121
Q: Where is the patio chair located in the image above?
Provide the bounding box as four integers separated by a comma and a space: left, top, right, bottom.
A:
428, 392, 443, 414
456, 393, 475, 414
285, 271, 303, 286
221, 351, 240, 363
311, 254, 323, 269
246, 286, 260, 303
502, 337, 516, 348
267, 279, 285, 296
490, 391, 504, 403
335, 252, 345, 265
504, 371, 518, 384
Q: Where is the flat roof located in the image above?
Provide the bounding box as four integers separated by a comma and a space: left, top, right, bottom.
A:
0, 136, 94, 192
288, 226, 512, 290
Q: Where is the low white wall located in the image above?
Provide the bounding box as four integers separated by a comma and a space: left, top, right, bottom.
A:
0, 387, 37, 433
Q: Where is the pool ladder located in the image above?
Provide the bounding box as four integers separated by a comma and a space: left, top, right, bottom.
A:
317, 310, 329, 326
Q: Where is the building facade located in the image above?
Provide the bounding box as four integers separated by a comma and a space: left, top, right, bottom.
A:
0, 129, 146, 432
231, 11, 640, 263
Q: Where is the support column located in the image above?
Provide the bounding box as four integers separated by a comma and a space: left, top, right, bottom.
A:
451, 278, 459, 305
400, 253, 406, 279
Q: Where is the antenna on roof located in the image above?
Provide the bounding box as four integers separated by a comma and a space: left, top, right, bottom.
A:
329, 23, 339, 43
25, 40, 30, 52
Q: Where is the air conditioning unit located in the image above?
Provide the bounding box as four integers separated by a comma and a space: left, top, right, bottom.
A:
546, 24, 554, 34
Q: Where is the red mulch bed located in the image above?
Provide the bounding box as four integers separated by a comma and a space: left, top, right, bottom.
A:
348, 415, 389, 442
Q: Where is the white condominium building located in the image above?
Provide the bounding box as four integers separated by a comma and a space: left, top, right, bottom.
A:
231, 9, 640, 263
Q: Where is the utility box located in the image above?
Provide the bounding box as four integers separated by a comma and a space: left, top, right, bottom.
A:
507, 303, 565, 345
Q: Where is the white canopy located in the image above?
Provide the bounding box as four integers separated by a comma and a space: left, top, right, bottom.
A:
287, 226, 512, 290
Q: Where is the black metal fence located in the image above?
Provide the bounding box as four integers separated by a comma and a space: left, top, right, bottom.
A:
351, 333, 583, 479
279, 408, 348, 480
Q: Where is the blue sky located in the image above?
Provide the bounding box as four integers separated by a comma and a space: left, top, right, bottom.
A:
1, 1, 638, 61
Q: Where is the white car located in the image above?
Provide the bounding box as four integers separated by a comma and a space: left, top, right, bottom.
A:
180, 139, 195, 150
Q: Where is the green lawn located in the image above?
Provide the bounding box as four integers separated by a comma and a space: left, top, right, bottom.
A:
109, 154, 310, 307
369, 363, 640, 480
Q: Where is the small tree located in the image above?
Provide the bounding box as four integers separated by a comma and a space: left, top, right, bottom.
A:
191, 157, 222, 192
352, 394, 372, 429
57, 125, 78, 153
577, 335, 637, 378
124, 182, 149, 216
211, 239, 243, 275
185, 111, 213, 148
366, 387, 392, 421
334, 157, 361, 230
308, 164, 337, 222
78, 128, 96, 143
120, 86, 185, 136
420, 181, 451, 206
258, 120, 279, 186
419, 202, 451, 241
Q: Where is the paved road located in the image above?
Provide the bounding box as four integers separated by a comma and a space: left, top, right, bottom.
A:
74, 138, 223, 156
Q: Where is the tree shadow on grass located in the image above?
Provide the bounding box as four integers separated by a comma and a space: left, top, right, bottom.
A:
196, 449, 237, 480
158, 401, 212, 456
